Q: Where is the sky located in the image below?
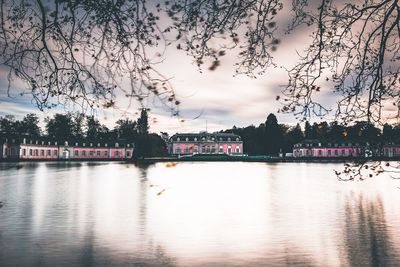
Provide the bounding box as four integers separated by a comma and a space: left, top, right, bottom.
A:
0, 1, 341, 135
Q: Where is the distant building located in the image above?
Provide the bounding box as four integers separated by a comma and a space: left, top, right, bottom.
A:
0, 136, 134, 160
292, 140, 364, 158
383, 143, 400, 158
168, 132, 243, 156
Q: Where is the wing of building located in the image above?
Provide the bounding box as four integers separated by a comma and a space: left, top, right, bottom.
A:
0, 135, 134, 160
168, 132, 243, 156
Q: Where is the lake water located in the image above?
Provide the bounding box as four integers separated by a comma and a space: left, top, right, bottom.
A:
1, 161, 400, 266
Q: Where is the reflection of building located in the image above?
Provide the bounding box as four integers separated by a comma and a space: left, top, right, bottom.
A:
293, 140, 363, 158
169, 132, 243, 155
1, 137, 134, 160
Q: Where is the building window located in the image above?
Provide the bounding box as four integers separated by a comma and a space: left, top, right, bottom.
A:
177, 137, 180, 141
349, 150, 353, 156
105, 151, 108, 156
318, 150, 322, 156
194, 138, 197, 141
35, 149, 38, 156
219, 146, 223, 153
82, 150, 86, 156
184, 146, 189, 154
228, 138, 231, 141
211, 146, 216, 153
90, 151, 94, 156
334, 150, 338, 156
29, 149, 32, 156
74, 150, 79, 156
47, 150, 51, 156
126, 151, 130, 157
186, 137, 189, 142
115, 151, 120, 157
53, 150, 58, 156
40, 150, 44, 156
236, 147, 240, 153
341, 150, 346, 156
176, 147, 181, 154
22, 149, 26, 156
97, 151, 100, 156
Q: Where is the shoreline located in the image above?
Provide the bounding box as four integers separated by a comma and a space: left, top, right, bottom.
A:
1, 156, 399, 164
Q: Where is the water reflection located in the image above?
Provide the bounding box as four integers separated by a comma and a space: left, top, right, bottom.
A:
341, 194, 396, 266
0, 162, 400, 266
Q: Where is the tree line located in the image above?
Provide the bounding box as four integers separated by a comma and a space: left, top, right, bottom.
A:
222, 114, 400, 156
2, 111, 400, 157
0, 110, 167, 158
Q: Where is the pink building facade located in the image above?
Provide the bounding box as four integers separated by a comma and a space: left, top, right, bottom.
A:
293, 140, 364, 158
383, 144, 400, 158
169, 132, 243, 155
1, 138, 134, 160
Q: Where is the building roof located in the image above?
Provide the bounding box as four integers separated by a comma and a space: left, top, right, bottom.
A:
294, 139, 365, 148
170, 132, 242, 142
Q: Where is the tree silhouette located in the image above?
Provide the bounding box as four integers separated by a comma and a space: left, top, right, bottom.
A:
1, 0, 398, 123
0, 0, 178, 112
20, 113, 41, 138
137, 108, 149, 134
264, 113, 283, 155
45, 113, 74, 141
282, 0, 400, 123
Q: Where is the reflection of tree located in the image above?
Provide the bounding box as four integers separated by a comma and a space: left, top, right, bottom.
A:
134, 163, 177, 266
341, 195, 395, 266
